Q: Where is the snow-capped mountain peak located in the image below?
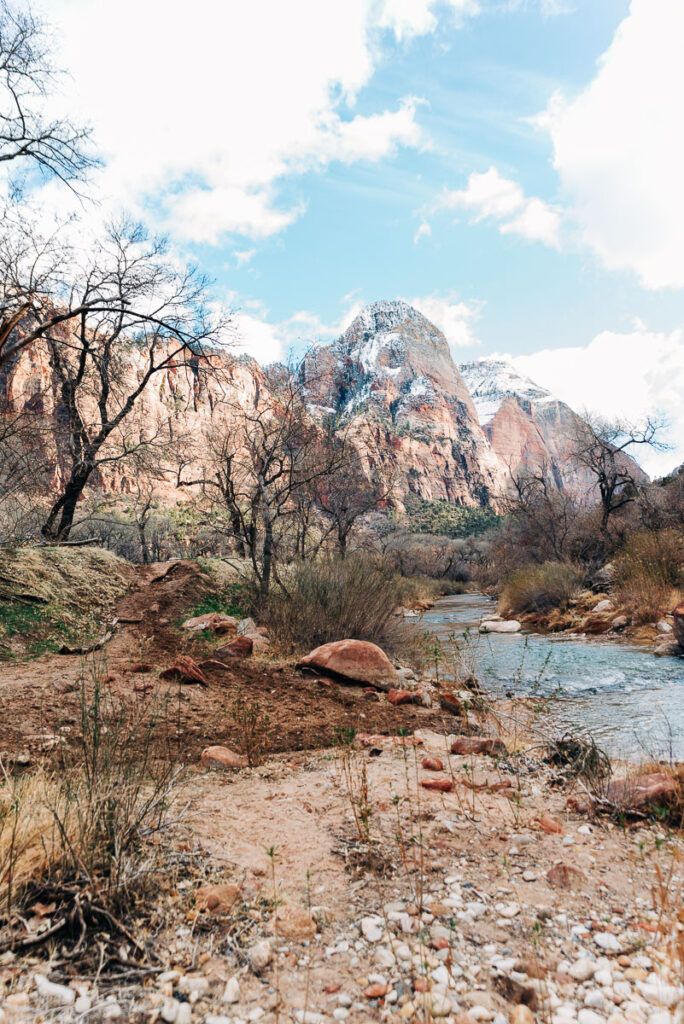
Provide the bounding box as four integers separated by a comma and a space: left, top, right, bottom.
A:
458, 358, 552, 425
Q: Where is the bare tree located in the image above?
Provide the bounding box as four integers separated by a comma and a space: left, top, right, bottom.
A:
313, 424, 396, 557
179, 362, 347, 602
503, 463, 577, 562
0, 0, 94, 185
570, 415, 666, 535
37, 220, 225, 541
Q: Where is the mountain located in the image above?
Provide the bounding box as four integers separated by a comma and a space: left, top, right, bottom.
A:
459, 357, 647, 495
300, 301, 506, 508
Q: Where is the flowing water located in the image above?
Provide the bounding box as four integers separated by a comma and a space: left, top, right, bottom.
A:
420, 593, 684, 760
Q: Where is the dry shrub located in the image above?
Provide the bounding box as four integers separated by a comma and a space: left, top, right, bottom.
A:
500, 561, 583, 616
0, 664, 181, 939
614, 529, 684, 624
265, 555, 406, 652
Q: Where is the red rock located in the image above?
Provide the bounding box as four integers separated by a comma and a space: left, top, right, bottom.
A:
182, 612, 238, 634
324, 985, 341, 994
421, 777, 454, 793
133, 680, 154, 694
98, 674, 116, 684
160, 655, 208, 685
431, 936, 449, 950
568, 772, 679, 814
195, 883, 242, 912
439, 692, 462, 714
387, 688, 417, 706
464, 777, 513, 792
215, 636, 253, 660
672, 602, 684, 647
536, 815, 564, 834
546, 863, 586, 890
450, 736, 508, 757
129, 662, 153, 673
413, 978, 430, 992
422, 756, 444, 772
296, 639, 399, 690
201, 745, 247, 770
365, 983, 388, 999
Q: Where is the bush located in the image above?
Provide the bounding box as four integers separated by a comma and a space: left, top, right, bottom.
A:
265, 555, 407, 652
500, 561, 583, 616
0, 664, 181, 954
614, 529, 684, 624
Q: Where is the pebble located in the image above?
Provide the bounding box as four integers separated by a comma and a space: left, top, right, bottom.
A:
248, 939, 273, 971
595, 932, 622, 952
570, 960, 598, 982
360, 916, 384, 943
222, 978, 241, 1004
578, 1010, 605, 1024
34, 975, 75, 1006
337, 993, 352, 1007
293, 1012, 325, 1024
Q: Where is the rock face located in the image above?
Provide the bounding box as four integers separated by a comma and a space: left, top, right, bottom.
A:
296, 638, 399, 690
459, 358, 647, 498
301, 301, 506, 508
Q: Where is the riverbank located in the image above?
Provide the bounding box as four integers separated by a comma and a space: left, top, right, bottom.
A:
1, 557, 683, 1023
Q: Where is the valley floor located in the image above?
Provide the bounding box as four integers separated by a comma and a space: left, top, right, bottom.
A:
0, 560, 682, 1023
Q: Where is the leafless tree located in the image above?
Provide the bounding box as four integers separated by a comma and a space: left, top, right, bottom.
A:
313, 423, 396, 557
0, 0, 94, 185
570, 415, 667, 535
36, 220, 226, 541
178, 362, 349, 602
503, 463, 577, 562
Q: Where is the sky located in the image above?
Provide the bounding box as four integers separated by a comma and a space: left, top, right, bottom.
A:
29, 0, 684, 474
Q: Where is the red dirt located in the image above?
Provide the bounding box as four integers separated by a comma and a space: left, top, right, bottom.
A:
0, 560, 457, 766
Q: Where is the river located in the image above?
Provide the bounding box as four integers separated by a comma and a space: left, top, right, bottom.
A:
420, 593, 684, 761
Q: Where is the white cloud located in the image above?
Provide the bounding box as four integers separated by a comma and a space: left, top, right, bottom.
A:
539, 0, 684, 289
507, 326, 684, 476
407, 294, 483, 348
35, 0, 452, 245
234, 249, 256, 268
231, 298, 365, 366
432, 167, 562, 247
414, 220, 432, 243
378, 0, 479, 41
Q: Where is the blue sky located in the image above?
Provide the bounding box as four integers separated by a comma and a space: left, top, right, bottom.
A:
33, 0, 684, 471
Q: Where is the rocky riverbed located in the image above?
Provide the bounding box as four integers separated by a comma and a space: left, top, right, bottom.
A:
1, 728, 682, 1024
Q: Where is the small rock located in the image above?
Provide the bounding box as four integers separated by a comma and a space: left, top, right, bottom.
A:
579, 1011, 606, 1024
222, 978, 240, 1004
34, 975, 75, 1006
595, 932, 621, 952
422, 756, 445, 772
248, 939, 273, 972
421, 777, 454, 793
196, 883, 242, 912
387, 689, 419, 706
547, 863, 586, 890
569, 960, 597, 982
216, 636, 254, 660
200, 746, 247, 770
159, 655, 208, 685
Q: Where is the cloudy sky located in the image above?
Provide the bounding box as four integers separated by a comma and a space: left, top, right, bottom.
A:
35, 0, 684, 473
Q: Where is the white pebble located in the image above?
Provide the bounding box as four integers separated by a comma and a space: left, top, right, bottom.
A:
222, 978, 240, 1004
595, 933, 621, 952
570, 960, 598, 982
578, 1011, 605, 1024
34, 975, 75, 1006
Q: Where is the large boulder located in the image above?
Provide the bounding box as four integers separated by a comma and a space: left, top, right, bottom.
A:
673, 602, 684, 648
296, 639, 399, 690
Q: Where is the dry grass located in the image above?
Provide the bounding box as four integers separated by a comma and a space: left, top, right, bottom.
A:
0, 662, 182, 957
614, 529, 684, 624
500, 561, 583, 616
264, 555, 409, 653
0, 545, 132, 659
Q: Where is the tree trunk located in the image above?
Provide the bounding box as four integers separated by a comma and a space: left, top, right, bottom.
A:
41, 469, 92, 541
259, 519, 274, 603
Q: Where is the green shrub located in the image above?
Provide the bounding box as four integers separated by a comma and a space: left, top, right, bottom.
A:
265, 555, 406, 652
614, 529, 684, 624
500, 561, 583, 615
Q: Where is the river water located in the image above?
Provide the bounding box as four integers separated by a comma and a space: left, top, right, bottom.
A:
420, 593, 684, 761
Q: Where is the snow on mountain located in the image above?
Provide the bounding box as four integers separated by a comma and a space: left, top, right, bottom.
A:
458, 358, 554, 425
